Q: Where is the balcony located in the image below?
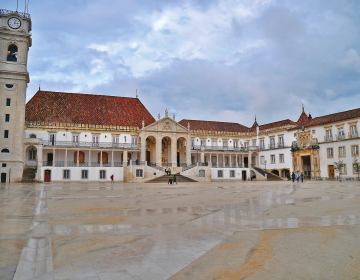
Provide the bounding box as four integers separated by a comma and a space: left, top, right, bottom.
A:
42, 161, 123, 167
191, 145, 248, 152
43, 140, 140, 149
323, 131, 359, 143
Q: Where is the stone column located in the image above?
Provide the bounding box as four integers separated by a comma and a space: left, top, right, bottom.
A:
65, 149, 68, 167
296, 151, 300, 172
242, 154, 244, 167
223, 154, 225, 166
209, 153, 212, 166
88, 150, 91, 167
123, 150, 128, 166
186, 136, 191, 165
156, 136, 162, 166
52, 149, 55, 167
171, 136, 177, 168
100, 151, 103, 167
310, 149, 314, 177
111, 150, 114, 167
200, 152, 204, 163
217, 153, 219, 168
140, 135, 146, 162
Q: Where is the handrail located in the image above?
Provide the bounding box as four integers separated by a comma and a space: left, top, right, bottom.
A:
42, 140, 140, 149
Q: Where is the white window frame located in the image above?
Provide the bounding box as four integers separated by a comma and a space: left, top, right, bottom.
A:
63, 170, 70, 179
100, 170, 106, 179
218, 170, 223, 178
73, 135, 79, 143
81, 170, 88, 179
327, 148, 333, 158
113, 136, 119, 144
29, 150, 36, 160
279, 154, 284, 163
136, 169, 143, 177
230, 170, 235, 178
93, 136, 99, 143
352, 145, 359, 156
270, 154, 275, 164
339, 146, 345, 157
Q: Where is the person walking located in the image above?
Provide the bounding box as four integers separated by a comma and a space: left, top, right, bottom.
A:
173, 174, 177, 185
291, 172, 295, 182
169, 174, 173, 184
296, 172, 300, 182
110, 174, 114, 184
301, 172, 304, 182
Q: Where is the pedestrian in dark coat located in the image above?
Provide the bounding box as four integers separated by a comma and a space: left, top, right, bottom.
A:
291, 172, 295, 182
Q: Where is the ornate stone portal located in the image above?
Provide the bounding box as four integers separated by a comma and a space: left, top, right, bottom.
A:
291, 129, 321, 178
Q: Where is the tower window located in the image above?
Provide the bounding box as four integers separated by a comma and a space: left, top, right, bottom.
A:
5, 84, 14, 89
5, 114, 10, 122
7, 45, 18, 62
1, 149, 10, 153
4, 130, 9, 138
6, 99, 11, 106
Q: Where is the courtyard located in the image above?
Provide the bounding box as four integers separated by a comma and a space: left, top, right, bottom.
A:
0, 180, 360, 280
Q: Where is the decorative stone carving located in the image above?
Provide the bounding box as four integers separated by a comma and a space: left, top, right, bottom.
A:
162, 121, 171, 131
158, 114, 160, 120
188, 122, 190, 130
173, 113, 175, 120
165, 109, 168, 117
142, 120, 145, 128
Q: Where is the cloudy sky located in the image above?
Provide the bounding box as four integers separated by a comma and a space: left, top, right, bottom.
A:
3, 0, 360, 127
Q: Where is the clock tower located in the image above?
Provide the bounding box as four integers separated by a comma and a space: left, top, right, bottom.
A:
0, 9, 32, 182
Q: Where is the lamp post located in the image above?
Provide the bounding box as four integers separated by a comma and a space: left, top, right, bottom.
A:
265, 160, 267, 172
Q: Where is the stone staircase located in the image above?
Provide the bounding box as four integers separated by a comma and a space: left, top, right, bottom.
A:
147, 173, 197, 183
251, 166, 283, 181
21, 167, 37, 183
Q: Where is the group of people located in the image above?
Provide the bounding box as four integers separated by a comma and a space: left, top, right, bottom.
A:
165, 166, 177, 184
291, 172, 304, 182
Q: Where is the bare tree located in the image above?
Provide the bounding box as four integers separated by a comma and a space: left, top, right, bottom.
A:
333, 158, 345, 182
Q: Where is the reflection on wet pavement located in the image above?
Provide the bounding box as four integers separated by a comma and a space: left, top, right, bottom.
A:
0, 180, 359, 280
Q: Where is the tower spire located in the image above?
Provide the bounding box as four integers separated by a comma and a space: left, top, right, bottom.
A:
136, 89, 138, 98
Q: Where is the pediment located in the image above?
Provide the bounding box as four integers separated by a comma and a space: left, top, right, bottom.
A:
142, 117, 190, 133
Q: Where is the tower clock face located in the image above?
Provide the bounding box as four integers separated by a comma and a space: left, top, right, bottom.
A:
8, 17, 21, 29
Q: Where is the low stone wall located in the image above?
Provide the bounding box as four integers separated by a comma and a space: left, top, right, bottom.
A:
181, 166, 211, 182
125, 165, 165, 182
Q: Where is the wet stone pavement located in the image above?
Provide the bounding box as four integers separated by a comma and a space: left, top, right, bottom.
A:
0, 180, 360, 280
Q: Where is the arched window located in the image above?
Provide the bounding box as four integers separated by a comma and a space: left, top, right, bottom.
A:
29, 134, 36, 138
7, 45, 18, 62
1, 149, 10, 153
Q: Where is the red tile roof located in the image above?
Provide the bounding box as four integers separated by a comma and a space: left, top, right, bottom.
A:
25, 91, 156, 128
256, 119, 297, 131
179, 119, 249, 132
296, 107, 360, 129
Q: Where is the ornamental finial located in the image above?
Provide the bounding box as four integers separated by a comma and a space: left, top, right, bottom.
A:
158, 113, 160, 120
136, 89, 138, 98
187, 122, 190, 129
173, 113, 175, 120
142, 120, 145, 128
165, 109, 168, 117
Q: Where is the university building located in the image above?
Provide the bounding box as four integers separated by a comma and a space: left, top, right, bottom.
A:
0, 9, 359, 183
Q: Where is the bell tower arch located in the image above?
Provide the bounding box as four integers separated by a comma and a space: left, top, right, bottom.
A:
0, 9, 32, 182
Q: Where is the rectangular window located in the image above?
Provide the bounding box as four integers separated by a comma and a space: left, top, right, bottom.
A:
5, 114, 10, 122
338, 127, 344, 138
63, 170, 70, 179
279, 154, 284, 163
244, 142, 249, 148
100, 170, 106, 179
4, 130, 9, 138
252, 140, 256, 146
234, 142, 238, 148
270, 138, 275, 149
136, 169, 143, 177
326, 129, 332, 141
223, 142, 228, 148
261, 156, 265, 164
73, 135, 79, 143
199, 170, 205, 177
81, 170, 88, 179
260, 140, 265, 149
339, 146, 346, 157
353, 163, 360, 175
312, 130, 316, 134
271, 155, 275, 163
230, 170, 235, 178
49, 134, 55, 144
278, 136, 284, 144
132, 137, 138, 144
93, 136, 99, 143
212, 141, 216, 147
2, 163, 6, 167
218, 170, 223, 178
29, 150, 36, 160
352, 145, 359, 156
350, 125, 357, 136
327, 148, 333, 158
341, 164, 347, 175
113, 136, 119, 143
6, 98, 11, 106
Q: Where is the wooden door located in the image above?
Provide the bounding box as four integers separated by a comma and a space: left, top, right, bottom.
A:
44, 170, 51, 182
1, 173, 6, 183
74, 151, 85, 163
242, 171, 246, 181
98, 152, 108, 163
146, 151, 151, 162
328, 165, 335, 178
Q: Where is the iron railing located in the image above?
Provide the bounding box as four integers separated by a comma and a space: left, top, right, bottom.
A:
191, 145, 249, 152
42, 140, 140, 149
0, 9, 31, 19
